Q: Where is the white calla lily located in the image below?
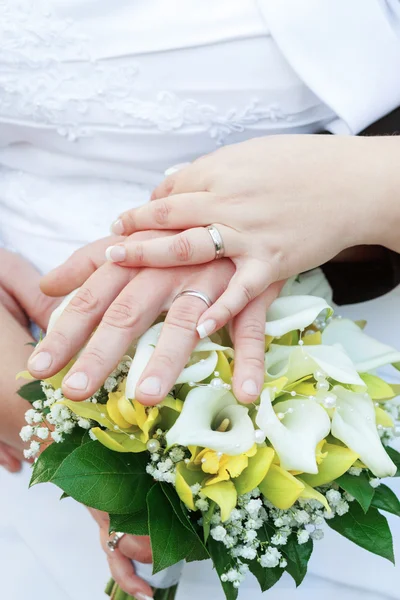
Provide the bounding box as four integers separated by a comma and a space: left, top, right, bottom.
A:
331, 386, 396, 478
265, 295, 333, 337
265, 343, 365, 386
125, 323, 230, 399
47, 289, 79, 333
166, 387, 255, 455
255, 388, 331, 474
322, 318, 400, 372
280, 269, 333, 303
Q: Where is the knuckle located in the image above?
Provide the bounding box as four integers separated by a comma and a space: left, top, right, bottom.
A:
133, 242, 145, 265
46, 328, 70, 348
82, 346, 107, 368
168, 299, 198, 332
154, 351, 176, 370
122, 210, 137, 232
66, 287, 99, 317
102, 298, 142, 330
152, 200, 171, 225
242, 353, 265, 371
170, 234, 193, 262
237, 317, 265, 342
238, 282, 255, 303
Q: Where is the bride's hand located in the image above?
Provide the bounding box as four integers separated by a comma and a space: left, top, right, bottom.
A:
89, 508, 153, 600
108, 134, 393, 337
31, 232, 281, 404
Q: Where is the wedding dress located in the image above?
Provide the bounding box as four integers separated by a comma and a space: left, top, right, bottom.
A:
0, 1, 400, 598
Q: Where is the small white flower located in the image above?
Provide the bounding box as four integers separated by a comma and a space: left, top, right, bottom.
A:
33, 412, 43, 424
211, 526, 227, 542
53, 389, 63, 401
239, 546, 257, 560
60, 407, 71, 420
326, 489, 342, 507
279, 558, 288, 568
62, 421, 75, 433
51, 431, 64, 443
190, 483, 202, 495
244, 530, 257, 543
348, 467, 362, 476
32, 400, 43, 410
23, 449, 34, 460
369, 478, 381, 489
89, 429, 97, 441
20, 425, 34, 442
25, 409, 37, 425
158, 458, 174, 473
294, 510, 310, 525
246, 499, 263, 518
170, 448, 185, 463
260, 547, 282, 568
195, 498, 209, 512
297, 530, 310, 545
271, 532, 288, 546
77, 418, 91, 430
104, 376, 118, 392
36, 427, 49, 440
29, 440, 40, 455
335, 500, 349, 516
311, 529, 324, 541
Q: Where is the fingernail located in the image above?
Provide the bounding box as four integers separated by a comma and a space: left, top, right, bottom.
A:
136, 593, 153, 600
196, 319, 217, 339
105, 245, 126, 262
164, 162, 190, 177
29, 351, 52, 372
242, 379, 259, 397
64, 371, 89, 390
111, 218, 125, 235
138, 377, 161, 396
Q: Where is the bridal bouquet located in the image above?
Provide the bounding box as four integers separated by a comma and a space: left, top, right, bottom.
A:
18, 272, 400, 600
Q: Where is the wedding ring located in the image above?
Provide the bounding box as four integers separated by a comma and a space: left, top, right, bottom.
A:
173, 290, 212, 308
206, 225, 225, 259
107, 532, 126, 552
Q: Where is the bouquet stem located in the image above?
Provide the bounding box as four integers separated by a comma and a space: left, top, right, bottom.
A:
106, 578, 179, 600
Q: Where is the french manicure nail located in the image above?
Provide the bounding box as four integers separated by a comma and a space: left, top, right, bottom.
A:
111, 218, 125, 235
136, 593, 153, 600
105, 245, 126, 262
64, 372, 89, 390
242, 379, 259, 396
196, 319, 217, 339
138, 377, 161, 396
164, 162, 190, 177
29, 351, 52, 372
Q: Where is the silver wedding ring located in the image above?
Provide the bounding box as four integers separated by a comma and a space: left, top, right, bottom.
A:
107, 532, 126, 552
206, 225, 225, 260
173, 289, 212, 308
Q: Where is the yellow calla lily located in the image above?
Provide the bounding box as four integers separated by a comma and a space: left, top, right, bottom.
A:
117, 395, 138, 425
201, 481, 237, 522
297, 478, 331, 512
234, 446, 275, 495
58, 399, 115, 429
46, 359, 75, 391
91, 427, 146, 453
175, 462, 205, 511
259, 464, 305, 510
354, 373, 395, 401
107, 392, 133, 430
300, 443, 359, 487
375, 407, 395, 429
302, 331, 322, 346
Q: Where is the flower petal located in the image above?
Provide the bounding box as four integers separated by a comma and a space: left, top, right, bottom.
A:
234, 446, 275, 495
280, 269, 333, 303
201, 480, 237, 522
91, 427, 146, 453
331, 386, 396, 478
47, 289, 79, 333
301, 443, 358, 487
166, 387, 255, 456
322, 318, 400, 372
259, 464, 305, 509
265, 295, 333, 337
256, 388, 331, 474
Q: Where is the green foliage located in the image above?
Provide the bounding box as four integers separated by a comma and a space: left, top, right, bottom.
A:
30, 428, 89, 486
282, 536, 313, 586
371, 484, 400, 517
51, 442, 153, 514
386, 447, 400, 476
109, 508, 150, 536
336, 471, 375, 513
208, 537, 238, 600
327, 502, 394, 564
18, 380, 45, 403
248, 560, 283, 592
147, 485, 207, 575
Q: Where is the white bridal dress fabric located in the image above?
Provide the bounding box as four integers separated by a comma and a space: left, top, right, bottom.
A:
0, 1, 400, 598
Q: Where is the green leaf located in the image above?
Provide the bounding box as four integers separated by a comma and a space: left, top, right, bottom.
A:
60, 492, 70, 500
51, 442, 153, 514
147, 485, 203, 574
386, 447, 400, 476
336, 471, 375, 513
248, 560, 283, 592
208, 537, 238, 600
282, 536, 313, 586
30, 429, 89, 487
371, 484, 400, 517
109, 508, 150, 536
203, 501, 216, 544
18, 380, 45, 403
160, 483, 209, 563
327, 502, 395, 564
